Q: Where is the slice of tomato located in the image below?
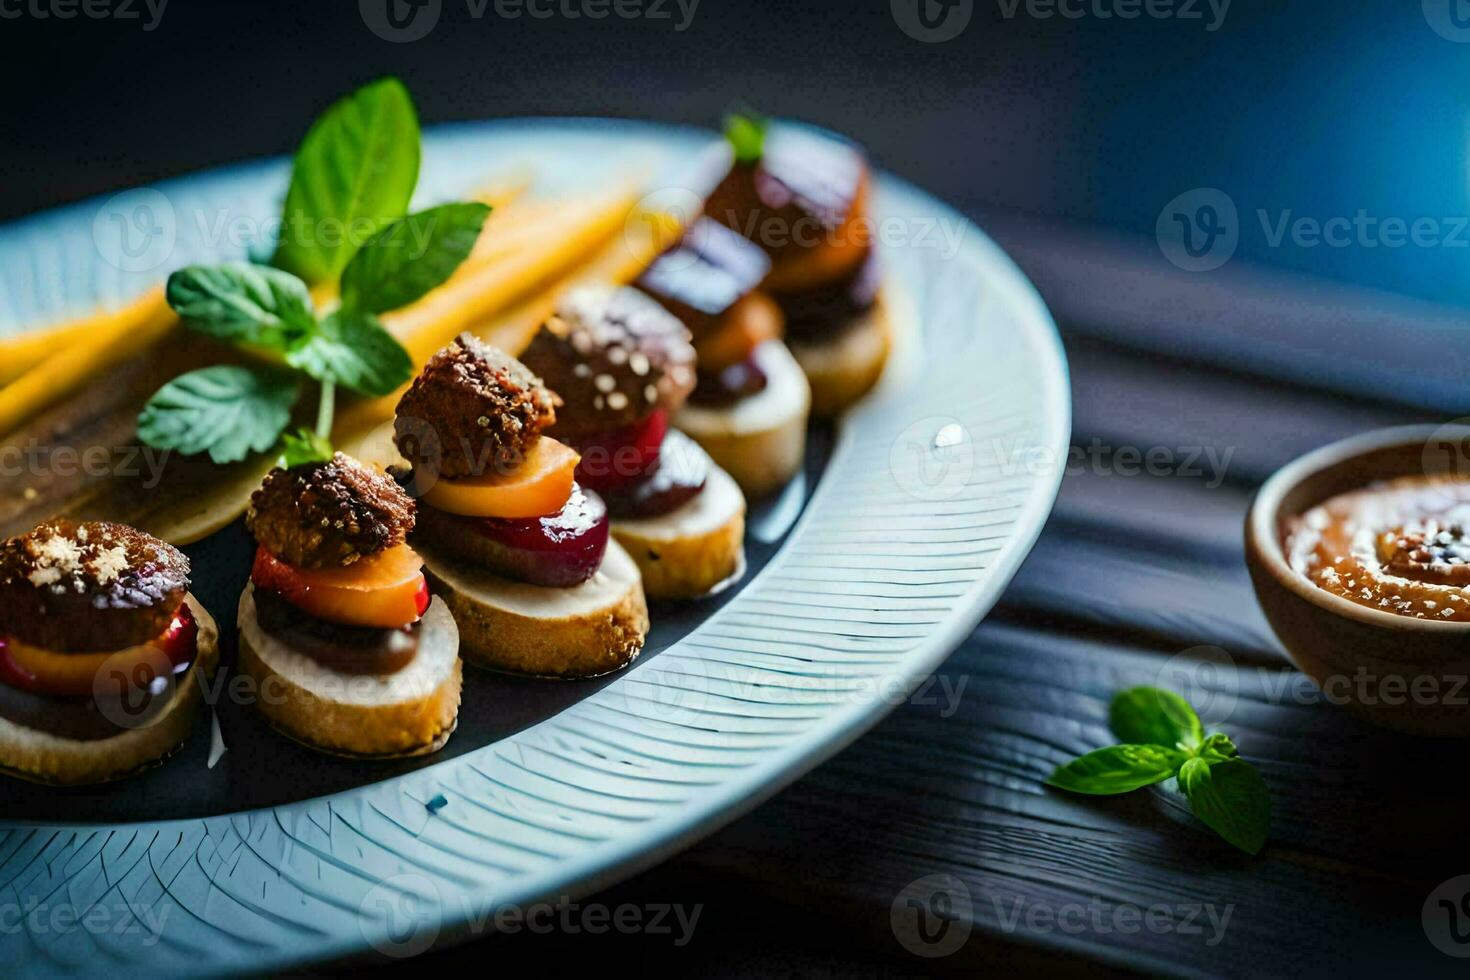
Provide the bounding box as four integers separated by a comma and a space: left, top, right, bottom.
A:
0, 604, 198, 698
251, 545, 430, 630
422, 436, 579, 519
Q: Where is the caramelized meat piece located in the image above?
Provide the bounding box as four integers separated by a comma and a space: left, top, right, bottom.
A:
637, 218, 771, 341
0, 519, 189, 652
248, 453, 415, 569
394, 333, 559, 479
703, 127, 868, 266
521, 286, 697, 439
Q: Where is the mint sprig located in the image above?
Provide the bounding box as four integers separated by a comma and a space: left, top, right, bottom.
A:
1046, 686, 1271, 855
137, 79, 491, 467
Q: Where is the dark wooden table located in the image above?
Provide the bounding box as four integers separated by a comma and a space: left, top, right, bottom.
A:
379, 216, 1467, 978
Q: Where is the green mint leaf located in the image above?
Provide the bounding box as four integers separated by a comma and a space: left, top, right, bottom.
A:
280, 427, 334, 468
724, 110, 768, 164
272, 77, 421, 284
1198, 732, 1239, 763
137, 365, 300, 465
1046, 744, 1186, 796
166, 263, 316, 349
1109, 686, 1204, 751
285, 309, 412, 397
339, 202, 491, 314
1178, 757, 1270, 855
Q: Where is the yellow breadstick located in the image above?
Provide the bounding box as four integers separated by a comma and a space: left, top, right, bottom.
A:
386, 187, 637, 365
0, 288, 171, 386
337, 199, 679, 449
0, 287, 177, 437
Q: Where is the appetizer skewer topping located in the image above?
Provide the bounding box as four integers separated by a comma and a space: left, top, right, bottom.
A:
246, 453, 430, 666
521, 286, 709, 517
0, 519, 200, 714
637, 217, 783, 406
703, 121, 873, 298
395, 333, 612, 588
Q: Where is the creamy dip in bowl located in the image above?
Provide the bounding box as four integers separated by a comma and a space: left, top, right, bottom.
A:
1246, 426, 1470, 737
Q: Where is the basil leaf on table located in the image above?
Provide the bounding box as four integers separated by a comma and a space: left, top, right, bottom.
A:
1109, 685, 1204, 750
166, 262, 316, 349
272, 77, 421, 284
280, 427, 334, 468
285, 309, 413, 397
137, 365, 300, 465
1177, 757, 1271, 855
1045, 744, 1186, 795
339, 202, 491, 314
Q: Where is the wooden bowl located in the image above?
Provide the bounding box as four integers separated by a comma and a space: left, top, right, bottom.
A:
1245, 424, 1470, 737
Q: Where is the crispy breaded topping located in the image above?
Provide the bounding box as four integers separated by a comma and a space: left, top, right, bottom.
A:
247, 453, 415, 569
520, 286, 696, 439
0, 519, 190, 652
394, 333, 560, 480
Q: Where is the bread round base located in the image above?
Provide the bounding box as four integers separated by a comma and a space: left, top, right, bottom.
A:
420, 538, 649, 678
0, 594, 220, 786
676, 340, 811, 499
788, 296, 891, 417
238, 588, 462, 759
611, 451, 747, 600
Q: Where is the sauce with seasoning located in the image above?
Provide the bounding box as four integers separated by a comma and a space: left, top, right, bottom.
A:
1285, 476, 1470, 621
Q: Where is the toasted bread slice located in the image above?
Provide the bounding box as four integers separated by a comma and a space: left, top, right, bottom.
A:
420, 538, 648, 678
676, 339, 811, 499
0, 594, 220, 786
611, 448, 747, 600
238, 587, 462, 758
788, 295, 890, 417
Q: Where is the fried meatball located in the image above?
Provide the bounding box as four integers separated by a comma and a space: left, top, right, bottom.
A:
394, 333, 559, 480
0, 519, 190, 652
520, 286, 697, 440
247, 453, 415, 569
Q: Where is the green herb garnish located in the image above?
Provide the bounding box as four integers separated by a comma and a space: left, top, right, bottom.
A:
1047, 686, 1271, 855
272, 77, 422, 284
138, 79, 491, 467
280, 427, 334, 468
723, 109, 768, 164
138, 365, 300, 466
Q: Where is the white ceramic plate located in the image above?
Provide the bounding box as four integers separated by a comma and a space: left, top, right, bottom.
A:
0, 119, 1069, 974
